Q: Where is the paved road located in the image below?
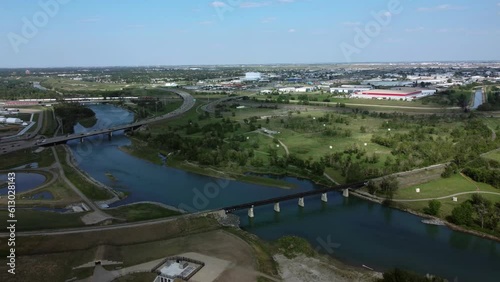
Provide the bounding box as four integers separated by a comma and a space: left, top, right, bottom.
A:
200, 96, 243, 113
0, 89, 195, 156
0, 210, 219, 237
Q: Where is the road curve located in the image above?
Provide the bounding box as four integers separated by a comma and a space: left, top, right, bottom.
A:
0, 89, 195, 155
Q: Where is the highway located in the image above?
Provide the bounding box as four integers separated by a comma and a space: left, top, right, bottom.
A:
0, 89, 195, 155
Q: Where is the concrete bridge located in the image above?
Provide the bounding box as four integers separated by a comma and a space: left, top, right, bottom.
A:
224, 181, 366, 218
0, 89, 195, 155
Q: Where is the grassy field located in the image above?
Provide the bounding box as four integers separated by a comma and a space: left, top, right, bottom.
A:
482, 150, 500, 162
106, 203, 182, 222
56, 146, 114, 200
41, 78, 129, 91
394, 174, 500, 218
40, 108, 58, 136
394, 174, 492, 199
6, 178, 82, 208
0, 148, 54, 170
0, 209, 85, 231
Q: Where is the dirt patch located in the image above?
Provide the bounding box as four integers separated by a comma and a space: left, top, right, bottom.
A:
274, 254, 381, 282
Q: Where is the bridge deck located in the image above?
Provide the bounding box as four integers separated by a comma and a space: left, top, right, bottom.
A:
224, 181, 365, 212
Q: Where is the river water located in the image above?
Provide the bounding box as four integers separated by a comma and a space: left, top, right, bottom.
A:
65, 104, 499, 282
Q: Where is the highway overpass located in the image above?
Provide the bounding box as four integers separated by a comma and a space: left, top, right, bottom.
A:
0, 89, 195, 155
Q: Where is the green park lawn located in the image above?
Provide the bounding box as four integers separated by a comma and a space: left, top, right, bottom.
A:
394, 174, 500, 218
395, 174, 499, 200
482, 150, 500, 162
106, 203, 181, 222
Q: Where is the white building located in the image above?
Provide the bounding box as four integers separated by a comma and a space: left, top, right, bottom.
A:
260, 89, 273, 94
3, 118, 23, 124
295, 86, 314, 93
165, 82, 178, 87
330, 85, 372, 94
244, 72, 262, 81
278, 87, 296, 93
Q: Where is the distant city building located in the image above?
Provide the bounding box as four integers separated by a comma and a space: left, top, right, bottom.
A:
330, 85, 372, 94
362, 80, 413, 87
25, 69, 31, 75
244, 72, 262, 81
351, 88, 436, 100
165, 82, 178, 87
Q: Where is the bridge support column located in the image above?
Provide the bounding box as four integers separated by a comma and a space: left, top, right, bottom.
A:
248, 206, 254, 218
298, 197, 304, 208
80, 137, 83, 143
107, 131, 113, 140
321, 193, 328, 203
274, 202, 280, 213
343, 189, 349, 198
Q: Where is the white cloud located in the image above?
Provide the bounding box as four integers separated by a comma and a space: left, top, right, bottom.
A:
405, 27, 424, 32
418, 4, 467, 12
240, 2, 271, 8
288, 28, 296, 33
210, 1, 226, 8
261, 17, 277, 23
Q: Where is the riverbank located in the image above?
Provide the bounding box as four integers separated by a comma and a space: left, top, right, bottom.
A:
350, 189, 500, 243
119, 136, 298, 189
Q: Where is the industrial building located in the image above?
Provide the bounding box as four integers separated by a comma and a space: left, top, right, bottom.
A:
278, 86, 315, 93
0, 117, 23, 124
243, 72, 262, 81
152, 256, 205, 282
351, 88, 437, 100
330, 85, 372, 94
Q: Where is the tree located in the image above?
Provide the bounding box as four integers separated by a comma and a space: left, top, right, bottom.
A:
379, 176, 399, 200
470, 194, 492, 229
451, 202, 474, 226
366, 180, 378, 195
425, 200, 442, 216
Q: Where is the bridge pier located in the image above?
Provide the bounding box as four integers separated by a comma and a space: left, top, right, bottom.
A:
274, 202, 280, 213
298, 197, 304, 207
80, 137, 84, 143
321, 193, 328, 203
248, 205, 254, 218
107, 131, 113, 140
343, 189, 349, 198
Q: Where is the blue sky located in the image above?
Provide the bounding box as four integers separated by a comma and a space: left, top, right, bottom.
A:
0, 0, 499, 67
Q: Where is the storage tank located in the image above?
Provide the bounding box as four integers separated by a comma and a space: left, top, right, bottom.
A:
5, 118, 22, 124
